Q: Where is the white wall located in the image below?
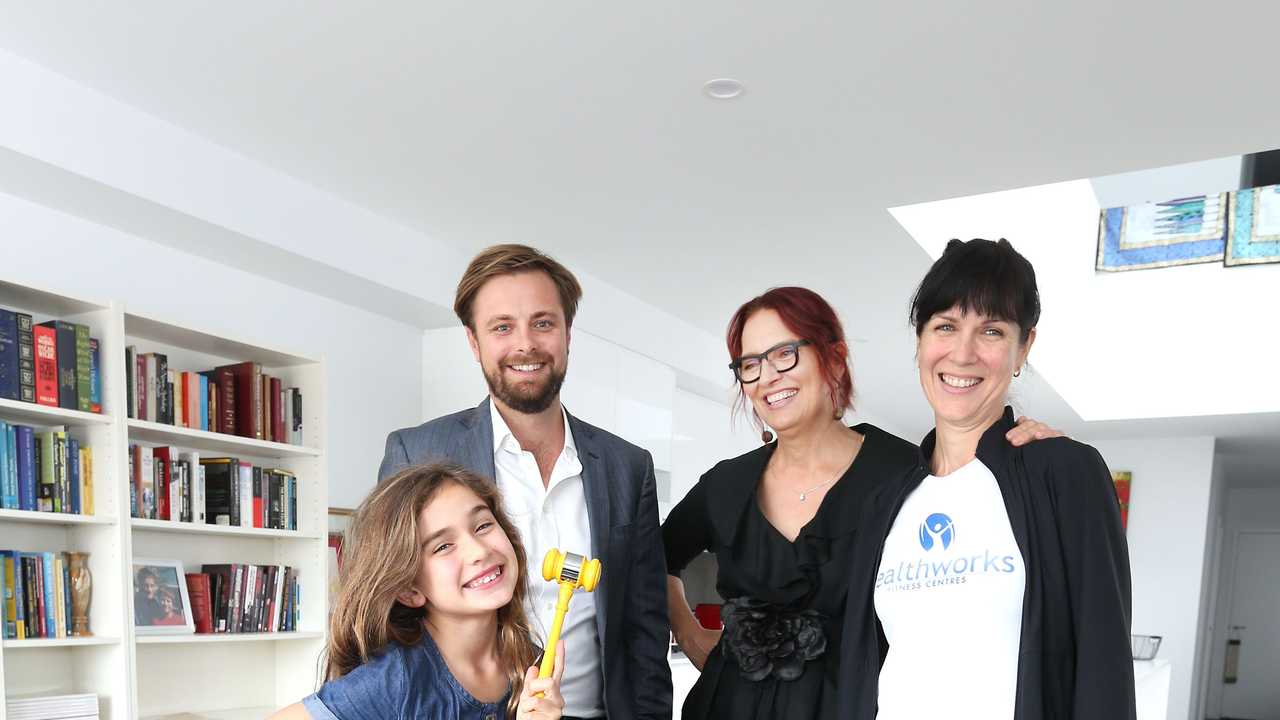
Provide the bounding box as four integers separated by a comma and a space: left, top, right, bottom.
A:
1204, 487, 1280, 718
669, 389, 758, 515
0, 191, 424, 509
1088, 436, 1218, 720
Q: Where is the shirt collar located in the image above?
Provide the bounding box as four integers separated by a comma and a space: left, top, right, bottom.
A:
490, 400, 577, 458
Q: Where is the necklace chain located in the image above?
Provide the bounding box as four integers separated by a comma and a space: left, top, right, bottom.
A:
793, 477, 837, 502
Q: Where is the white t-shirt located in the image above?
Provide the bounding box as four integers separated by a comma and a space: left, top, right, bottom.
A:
874, 458, 1025, 719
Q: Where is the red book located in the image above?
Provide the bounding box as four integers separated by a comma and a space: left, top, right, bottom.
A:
261, 375, 272, 442
213, 368, 236, 435
154, 447, 172, 521
252, 468, 264, 529
33, 325, 59, 407
178, 372, 190, 428
215, 362, 262, 439
33, 557, 47, 638
270, 377, 284, 444
185, 573, 214, 634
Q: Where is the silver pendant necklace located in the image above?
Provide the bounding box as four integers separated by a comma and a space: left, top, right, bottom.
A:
794, 477, 837, 502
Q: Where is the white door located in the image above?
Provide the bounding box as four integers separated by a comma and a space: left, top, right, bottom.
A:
1222, 531, 1280, 720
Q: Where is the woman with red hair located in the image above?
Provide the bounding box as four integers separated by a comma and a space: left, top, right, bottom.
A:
662, 287, 1054, 719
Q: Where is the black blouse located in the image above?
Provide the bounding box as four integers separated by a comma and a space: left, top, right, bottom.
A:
662, 424, 917, 720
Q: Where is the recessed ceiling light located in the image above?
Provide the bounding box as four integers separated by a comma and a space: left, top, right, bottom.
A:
703, 78, 745, 100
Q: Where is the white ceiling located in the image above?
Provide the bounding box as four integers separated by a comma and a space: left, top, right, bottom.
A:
0, 1, 1276, 481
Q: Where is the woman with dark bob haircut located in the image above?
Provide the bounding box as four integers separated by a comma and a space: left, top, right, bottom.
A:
661, 285, 1059, 719
839, 239, 1136, 719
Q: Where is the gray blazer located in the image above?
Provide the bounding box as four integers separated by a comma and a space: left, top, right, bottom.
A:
378, 398, 673, 720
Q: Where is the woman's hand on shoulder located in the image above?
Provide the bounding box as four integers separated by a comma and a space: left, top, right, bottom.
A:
518, 640, 565, 719
267, 703, 311, 720
1005, 415, 1065, 446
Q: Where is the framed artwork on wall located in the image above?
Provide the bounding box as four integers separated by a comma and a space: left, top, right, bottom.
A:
1096, 193, 1229, 272
1226, 184, 1280, 266
1111, 471, 1132, 529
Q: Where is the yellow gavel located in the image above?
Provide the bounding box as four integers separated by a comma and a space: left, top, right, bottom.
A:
537, 548, 602, 687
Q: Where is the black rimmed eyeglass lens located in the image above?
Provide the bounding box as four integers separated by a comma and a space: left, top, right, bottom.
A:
731, 340, 809, 384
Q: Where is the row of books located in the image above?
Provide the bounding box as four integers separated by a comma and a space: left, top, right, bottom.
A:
186, 564, 301, 634
1, 550, 87, 640
0, 310, 103, 413
124, 349, 303, 444
0, 422, 94, 514
129, 447, 299, 531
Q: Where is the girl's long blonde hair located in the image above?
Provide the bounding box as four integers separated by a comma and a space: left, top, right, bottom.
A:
325, 463, 538, 718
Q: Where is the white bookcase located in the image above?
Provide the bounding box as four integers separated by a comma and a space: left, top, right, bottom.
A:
0, 277, 329, 720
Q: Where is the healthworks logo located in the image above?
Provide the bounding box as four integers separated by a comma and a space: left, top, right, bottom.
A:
918, 512, 955, 551
876, 510, 1019, 593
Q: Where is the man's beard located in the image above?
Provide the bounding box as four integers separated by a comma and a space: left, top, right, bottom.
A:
483, 352, 567, 415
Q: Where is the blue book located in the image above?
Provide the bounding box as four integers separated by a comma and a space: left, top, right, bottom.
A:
199, 374, 209, 431
0, 420, 10, 508
68, 437, 81, 515
41, 552, 56, 637
88, 339, 102, 413
0, 308, 19, 401
16, 425, 36, 511
61, 554, 71, 636
7, 424, 17, 510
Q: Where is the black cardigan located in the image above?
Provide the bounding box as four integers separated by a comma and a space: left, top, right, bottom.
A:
838, 407, 1137, 720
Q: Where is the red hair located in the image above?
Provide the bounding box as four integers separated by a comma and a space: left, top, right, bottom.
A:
725, 287, 855, 427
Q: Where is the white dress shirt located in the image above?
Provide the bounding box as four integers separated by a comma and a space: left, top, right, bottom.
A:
491, 404, 604, 718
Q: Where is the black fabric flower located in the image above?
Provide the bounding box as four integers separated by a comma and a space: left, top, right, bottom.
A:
720, 597, 827, 682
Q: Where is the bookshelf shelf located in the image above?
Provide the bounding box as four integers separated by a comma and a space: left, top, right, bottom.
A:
2, 636, 122, 649
135, 631, 323, 645
126, 419, 321, 458
2, 278, 329, 718
140, 705, 276, 720
0, 397, 113, 427
130, 518, 321, 540
0, 508, 115, 526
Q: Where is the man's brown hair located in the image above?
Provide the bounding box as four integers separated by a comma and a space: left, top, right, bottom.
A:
454, 244, 584, 330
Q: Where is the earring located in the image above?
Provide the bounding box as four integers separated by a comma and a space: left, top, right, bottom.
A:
761, 429, 775, 443
1014, 368, 1022, 378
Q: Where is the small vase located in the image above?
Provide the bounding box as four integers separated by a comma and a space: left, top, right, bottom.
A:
69, 552, 93, 637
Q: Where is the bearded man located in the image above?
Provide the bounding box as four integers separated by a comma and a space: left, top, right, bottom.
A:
378, 244, 672, 720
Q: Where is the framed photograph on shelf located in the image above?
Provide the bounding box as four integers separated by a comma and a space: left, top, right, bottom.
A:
133, 558, 195, 635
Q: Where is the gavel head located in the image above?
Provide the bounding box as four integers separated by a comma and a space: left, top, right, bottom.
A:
542, 549, 601, 592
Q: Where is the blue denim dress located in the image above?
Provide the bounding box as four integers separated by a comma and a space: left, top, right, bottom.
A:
303, 632, 510, 720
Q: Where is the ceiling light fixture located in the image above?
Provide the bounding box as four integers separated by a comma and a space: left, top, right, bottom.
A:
703, 78, 745, 100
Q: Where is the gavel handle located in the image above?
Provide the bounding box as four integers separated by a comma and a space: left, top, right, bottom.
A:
535, 582, 575, 696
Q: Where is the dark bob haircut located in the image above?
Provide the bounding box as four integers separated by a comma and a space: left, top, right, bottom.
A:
909, 238, 1040, 343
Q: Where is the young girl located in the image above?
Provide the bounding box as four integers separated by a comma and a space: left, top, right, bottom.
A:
271, 463, 564, 720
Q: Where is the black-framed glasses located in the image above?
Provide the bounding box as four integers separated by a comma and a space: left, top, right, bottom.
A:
729, 339, 812, 384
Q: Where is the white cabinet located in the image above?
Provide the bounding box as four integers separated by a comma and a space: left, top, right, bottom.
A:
613, 349, 674, 472
559, 331, 620, 434
665, 390, 758, 519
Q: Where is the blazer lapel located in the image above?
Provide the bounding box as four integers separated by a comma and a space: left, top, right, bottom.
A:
567, 410, 611, 653
455, 398, 497, 482
568, 412, 610, 561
